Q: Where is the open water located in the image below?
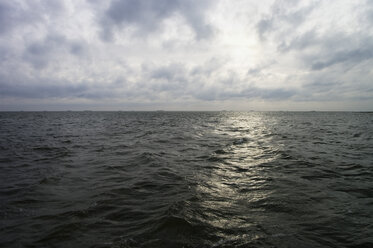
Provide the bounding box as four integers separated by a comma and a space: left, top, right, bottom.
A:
0, 111, 372, 248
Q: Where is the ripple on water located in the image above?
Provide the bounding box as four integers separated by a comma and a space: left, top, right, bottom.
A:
0, 111, 372, 247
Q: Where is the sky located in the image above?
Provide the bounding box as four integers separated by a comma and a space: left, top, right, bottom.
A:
0, 0, 372, 111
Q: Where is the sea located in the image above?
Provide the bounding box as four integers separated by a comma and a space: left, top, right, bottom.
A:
0, 111, 372, 248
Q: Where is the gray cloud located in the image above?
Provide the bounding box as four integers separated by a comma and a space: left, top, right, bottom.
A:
256, 0, 316, 41
150, 63, 186, 82
99, 0, 214, 41
247, 60, 277, 76
0, 0, 65, 35
277, 30, 318, 52
311, 45, 373, 71
142, 63, 297, 102
364, 0, 373, 23
0, 72, 135, 100
0, 1, 17, 34
22, 35, 87, 69
256, 0, 373, 98
256, 18, 273, 41
279, 29, 373, 71
302, 81, 339, 95
0, 1, 35, 35
0, 75, 87, 99
194, 85, 296, 101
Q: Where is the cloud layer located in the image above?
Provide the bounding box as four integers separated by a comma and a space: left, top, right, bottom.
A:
0, 0, 372, 110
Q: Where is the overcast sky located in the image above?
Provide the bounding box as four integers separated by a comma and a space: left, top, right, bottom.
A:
0, 0, 372, 111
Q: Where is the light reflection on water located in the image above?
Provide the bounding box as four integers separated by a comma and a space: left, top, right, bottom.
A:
193, 113, 281, 242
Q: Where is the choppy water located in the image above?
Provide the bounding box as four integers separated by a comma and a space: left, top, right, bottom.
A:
0, 111, 372, 248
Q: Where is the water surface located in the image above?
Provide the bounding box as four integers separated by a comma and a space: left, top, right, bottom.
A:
0, 111, 372, 247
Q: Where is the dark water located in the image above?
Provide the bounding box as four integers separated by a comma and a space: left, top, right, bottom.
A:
0, 111, 372, 248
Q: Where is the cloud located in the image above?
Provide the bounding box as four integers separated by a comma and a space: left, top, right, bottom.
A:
22, 35, 87, 69
0, 1, 37, 35
252, 0, 373, 105
193, 84, 296, 102
310, 42, 373, 71
277, 30, 318, 52
0, 0, 65, 35
256, 0, 316, 41
0, 1, 18, 35
278, 29, 373, 71
142, 62, 297, 102
311, 50, 372, 71
0, 0, 373, 110
0, 74, 87, 99
99, 0, 215, 41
